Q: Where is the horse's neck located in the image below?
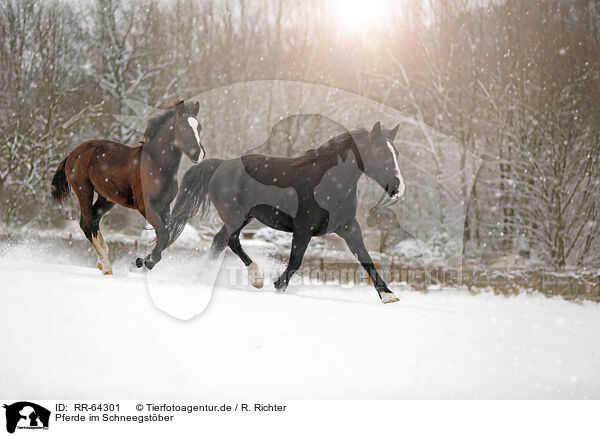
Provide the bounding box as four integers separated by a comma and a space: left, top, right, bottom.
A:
143, 136, 182, 173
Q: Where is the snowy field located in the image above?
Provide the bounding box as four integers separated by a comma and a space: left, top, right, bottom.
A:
1, 241, 599, 400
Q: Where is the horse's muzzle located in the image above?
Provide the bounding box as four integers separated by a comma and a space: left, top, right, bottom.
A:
189, 147, 204, 164
387, 178, 405, 198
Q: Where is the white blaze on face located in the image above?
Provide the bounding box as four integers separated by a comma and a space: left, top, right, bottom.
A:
386, 141, 405, 197
187, 117, 200, 145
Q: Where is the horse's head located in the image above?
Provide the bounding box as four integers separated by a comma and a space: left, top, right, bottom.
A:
172, 100, 204, 163
361, 122, 404, 198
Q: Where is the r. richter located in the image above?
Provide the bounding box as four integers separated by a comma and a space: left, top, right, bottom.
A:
254, 403, 287, 412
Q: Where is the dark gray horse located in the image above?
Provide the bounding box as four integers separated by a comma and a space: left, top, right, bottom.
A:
168, 121, 405, 303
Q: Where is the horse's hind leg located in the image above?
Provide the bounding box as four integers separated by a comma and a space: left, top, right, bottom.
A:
273, 230, 311, 292
225, 219, 263, 288
91, 195, 115, 274
208, 225, 228, 257
72, 181, 111, 275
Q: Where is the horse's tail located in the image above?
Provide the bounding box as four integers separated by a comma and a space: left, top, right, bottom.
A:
51, 157, 70, 204
168, 158, 224, 246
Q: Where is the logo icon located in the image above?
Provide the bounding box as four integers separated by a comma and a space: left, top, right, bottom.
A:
3, 402, 50, 434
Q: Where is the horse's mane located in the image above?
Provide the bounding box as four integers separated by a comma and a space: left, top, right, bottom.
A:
143, 99, 183, 140
290, 128, 368, 167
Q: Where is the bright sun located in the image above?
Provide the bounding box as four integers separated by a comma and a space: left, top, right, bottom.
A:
334, 0, 393, 36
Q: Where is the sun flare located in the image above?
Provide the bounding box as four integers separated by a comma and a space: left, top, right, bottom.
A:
334, 0, 394, 36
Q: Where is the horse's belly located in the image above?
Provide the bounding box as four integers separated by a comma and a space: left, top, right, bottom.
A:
91, 177, 134, 207
250, 205, 294, 232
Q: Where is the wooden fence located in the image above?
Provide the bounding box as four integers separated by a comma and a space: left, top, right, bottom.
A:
295, 255, 600, 302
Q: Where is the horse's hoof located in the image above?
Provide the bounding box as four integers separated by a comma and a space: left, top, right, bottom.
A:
380, 292, 399, 304
98, 261, 113, 275
144, 260, 156, 270
248, 262, 263, 289
274, 281, 287, 293
135, 257, 144, 268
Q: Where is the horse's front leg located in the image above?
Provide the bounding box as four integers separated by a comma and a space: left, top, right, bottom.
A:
336, 219, 398, 304
274, 230, 311, 292
136, 203, 170, 270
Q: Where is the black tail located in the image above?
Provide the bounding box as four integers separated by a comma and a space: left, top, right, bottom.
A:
51, 157, 70, 204
168, 158, 224, 246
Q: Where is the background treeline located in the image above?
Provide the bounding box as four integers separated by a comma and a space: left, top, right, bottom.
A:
0, 0, 598, 269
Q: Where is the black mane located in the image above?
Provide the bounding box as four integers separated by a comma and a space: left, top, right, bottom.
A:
291, 128, 368, 167
143, 106, 178, 140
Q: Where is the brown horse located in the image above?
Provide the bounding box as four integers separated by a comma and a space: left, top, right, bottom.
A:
51, 100, 204, 274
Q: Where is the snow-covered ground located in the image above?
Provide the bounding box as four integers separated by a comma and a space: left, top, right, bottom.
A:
1, 240, 599, 399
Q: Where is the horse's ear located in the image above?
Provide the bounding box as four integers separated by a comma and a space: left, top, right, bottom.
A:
390, 124, 399, 139
175, 100, 185, 113
371, 121, 382, 136
191, 101, 199, 116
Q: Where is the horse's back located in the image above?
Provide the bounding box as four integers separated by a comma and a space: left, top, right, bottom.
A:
208, 156, 303, 230
239, 154, 307, 188
212, 154, 304, 194
67, 139, 139, 166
